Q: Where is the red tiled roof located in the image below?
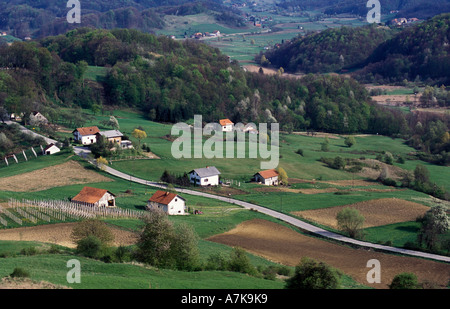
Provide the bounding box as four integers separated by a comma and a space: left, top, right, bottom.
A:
148, 190, 180, 205
256, 169, 279, 179
71, 187, 113, 204
219, 119, 233, 126
74, 126, 100, 136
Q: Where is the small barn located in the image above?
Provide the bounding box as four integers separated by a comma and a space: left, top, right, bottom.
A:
71, 187, 116, 207
147, 190, 186, 215
189, 166, 221, 186
43, 143, 60, 155
73, 126, 100, 145
254, 169, 279, 186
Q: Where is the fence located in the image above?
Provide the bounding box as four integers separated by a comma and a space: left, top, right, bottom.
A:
0, 146, 43, 169
0, 198, 148, 227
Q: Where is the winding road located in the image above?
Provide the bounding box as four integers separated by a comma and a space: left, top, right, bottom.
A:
73, 146, 450, 264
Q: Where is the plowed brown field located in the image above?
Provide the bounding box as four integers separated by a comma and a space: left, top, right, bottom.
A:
207, 219, 450, 289
292, 198, 430, 229
0, 223, 138, 248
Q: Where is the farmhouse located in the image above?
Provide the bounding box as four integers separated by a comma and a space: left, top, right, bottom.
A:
71, 186, 116, 207
43, 143, 60, 155
73, 126, 100, 145
189, 166, 221, 186
253, 169, 279, 186
97, 130, 123, 144
147, 190, 186, 215
219, 119, 234, 132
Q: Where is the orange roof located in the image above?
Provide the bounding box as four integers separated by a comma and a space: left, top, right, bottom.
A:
149, 190, 182, 205
256, 169, 279, 179
71, 187, 114, 204
219, 119, 234, 126
74, 126, 100, 136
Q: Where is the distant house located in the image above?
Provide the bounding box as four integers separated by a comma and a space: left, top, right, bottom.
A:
243, 123, 258, 134
147, 190, 186, 215
30, 111, 48, 125
73, 126, 100, 145
189, 166, 221, 186
219, 119, 234, 132
71, 186, 116, 207
97, 130, 123, 144
213, 30, 221, 36
43, 143, 60, 155
253, 169, 279, 186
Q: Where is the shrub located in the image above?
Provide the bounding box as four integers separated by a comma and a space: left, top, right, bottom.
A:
71, 219, 115, 246
296, 148, 304, 156
10, 267, 30, 278
228, 247, 258, 276
285, 257, 341, 289
76, 235, 103, 259
336, 207, 365, 238
389, 273, 419, 289
20, 246, 38, 256
205, 252, 229, 271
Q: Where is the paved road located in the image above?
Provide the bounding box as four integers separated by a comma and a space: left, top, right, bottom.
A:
4, 121, 58, 145
84, 153, 450, 263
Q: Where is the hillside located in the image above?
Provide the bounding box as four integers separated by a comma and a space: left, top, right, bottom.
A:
261, 24, 394, 74
0, 0, 245, 39
355, 13, 450, 85
284, 0, 450, 19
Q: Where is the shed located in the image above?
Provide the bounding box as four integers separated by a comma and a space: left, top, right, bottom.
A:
71, 186, 116, 207
43, 143, 60, 155
254, 169, 279, 186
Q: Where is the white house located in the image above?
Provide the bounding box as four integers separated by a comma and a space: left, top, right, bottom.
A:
189, 166, 221, 186
73, 126, 100, 145
147, 190, 186, 215
71, 186, 116, 207
30, 111, 48, 126
219, 119, 234, 132
43, 143, 60, 155
253, 169, 279, 186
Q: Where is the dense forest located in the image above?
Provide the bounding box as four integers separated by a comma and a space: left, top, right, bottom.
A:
0, 28, 399, 133
0, 0, 245, 38
263, 13, 450, 85
355, 13, 450, 85
261, 24, 394, 74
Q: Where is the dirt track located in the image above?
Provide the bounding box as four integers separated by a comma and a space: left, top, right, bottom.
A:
208, 219, 450, 289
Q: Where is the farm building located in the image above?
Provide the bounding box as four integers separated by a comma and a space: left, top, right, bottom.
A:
71, 186, 116, 207
73, 126, 100, 145
43, 143, 60, 155
219, 119, 234, 132
147, 190, 186, 215
97, 130, 124, 144
253, 169, 279, 186
189, 166, 221, 186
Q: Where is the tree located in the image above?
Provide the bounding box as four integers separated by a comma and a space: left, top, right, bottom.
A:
414, 164, 430, 185
344, 136, 356, 148
333, 156, 346, 170
389, 273, 419, 289
102, 115, 119, 129
277, 167, 289, 186
228, 247, 257, 276
96, 156, 109, 171
417, 205, 450, 250
285, 257, 341, 289
76, 235, 103, 259
71, 219, 115, 246
132, 128, 147, 149
336, 207, 365, 238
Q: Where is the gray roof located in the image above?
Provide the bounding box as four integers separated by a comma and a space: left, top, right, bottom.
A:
190, 166, 221, 177
99, 130, 123, 138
